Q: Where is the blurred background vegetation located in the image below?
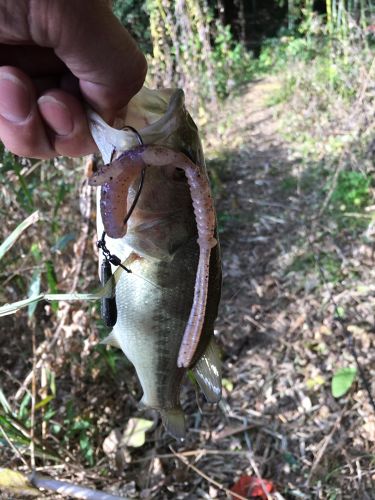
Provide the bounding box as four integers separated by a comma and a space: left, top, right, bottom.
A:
0, 0, 374, 497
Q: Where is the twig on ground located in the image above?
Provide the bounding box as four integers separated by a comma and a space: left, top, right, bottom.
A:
70, 179, 92, 293
307, 411, 343, 485
30, 320, 37, 470
170, 446, 248, 500
244, 431, 273, 500
318, 160, 344, 217
132, 448, 261, 463
306, 229, 375, 410
354, 56, 375, 109
314, 252, 375, 414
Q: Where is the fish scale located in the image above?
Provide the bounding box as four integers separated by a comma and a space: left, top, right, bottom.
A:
113, 238, 198, 411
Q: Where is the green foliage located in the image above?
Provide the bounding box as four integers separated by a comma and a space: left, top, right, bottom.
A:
259, 33, 367, 105
112, 0, 151, 52
212, 23, 254, 99
258, 2, 373, 104
18, 399, 97, 466
92, 317, 126, 377
288, 251, 343, 284
277, 0, 374, 33
280, 175, 299, 193
330, 171, 371, 211
0, 378, 60, 461
331, 366, 357, 397
63, 401, 95, 465
325, 170, 372, 231
258, 32, 321, 74
144, 0, 254, 112
260, 6, 373, 245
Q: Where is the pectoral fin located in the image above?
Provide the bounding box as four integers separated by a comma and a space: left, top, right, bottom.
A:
100, 331, 121, 349
161, 409, 185, 440
192, 337, 222, 403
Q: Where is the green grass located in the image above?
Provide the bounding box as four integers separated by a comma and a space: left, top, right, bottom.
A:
280, 175, 298, 193
326, 170, 372, 231
330, 171, 371, 210
288, 251, 343, 284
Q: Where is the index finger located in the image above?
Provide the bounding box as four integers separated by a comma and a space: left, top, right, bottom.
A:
17, 0, 147, 119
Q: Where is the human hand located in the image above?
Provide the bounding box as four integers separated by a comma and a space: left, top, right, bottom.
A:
0, 0, 147, 158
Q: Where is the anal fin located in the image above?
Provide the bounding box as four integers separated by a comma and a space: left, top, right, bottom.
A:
100, 330, 121, 349
192, 337, 222, 403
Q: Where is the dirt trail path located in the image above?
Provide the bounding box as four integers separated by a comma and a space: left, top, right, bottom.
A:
197, 77, 375, 497
207, 77, 303, 360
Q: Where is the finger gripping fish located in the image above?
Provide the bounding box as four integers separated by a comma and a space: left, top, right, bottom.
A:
89, 145, 217, 368
88, 88, 222, 438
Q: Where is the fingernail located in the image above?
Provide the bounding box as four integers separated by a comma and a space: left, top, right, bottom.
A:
0, 73, 31, 123
38, 96, 73, 136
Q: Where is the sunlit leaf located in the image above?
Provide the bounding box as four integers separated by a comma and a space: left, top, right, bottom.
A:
51, 233, 76, 253
0, 469, 39, 497
48, 369, 56, 397
222, 378, 234, 392
18, 393, 31, 421
28, 270, 41, 318
331, 366, 357, 398
0, 294, 44, 317
306, 375, 325, 390
35, 395, 55, 411
0, 287, 108, 317
30, 242, 42, 261
0, 388, 11, 414
0, 211, 39, 261
122, 418, 153, 448
334, 306, 345, 319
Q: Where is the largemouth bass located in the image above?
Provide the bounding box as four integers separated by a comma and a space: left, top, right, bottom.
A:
88, 88, 222, 438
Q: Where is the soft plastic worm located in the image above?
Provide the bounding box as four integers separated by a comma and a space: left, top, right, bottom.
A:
88, 145, 217, 368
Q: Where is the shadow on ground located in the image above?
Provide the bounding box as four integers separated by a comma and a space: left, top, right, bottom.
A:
201, 78, 375, 498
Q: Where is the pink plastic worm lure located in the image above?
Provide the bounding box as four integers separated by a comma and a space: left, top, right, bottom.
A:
88, 145, 217, 368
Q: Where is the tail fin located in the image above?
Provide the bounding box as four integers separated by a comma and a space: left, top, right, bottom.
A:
192, 337, 222, 403
161, 409, 185, 441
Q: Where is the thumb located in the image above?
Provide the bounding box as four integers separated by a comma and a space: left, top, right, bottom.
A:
32, 0, 147, 120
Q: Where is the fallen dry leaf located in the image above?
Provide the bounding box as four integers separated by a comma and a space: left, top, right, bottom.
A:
230, 474, 275, 499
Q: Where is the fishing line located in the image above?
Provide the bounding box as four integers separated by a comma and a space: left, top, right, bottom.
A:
129, 270, 162, 290
97, 126, 146, 327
